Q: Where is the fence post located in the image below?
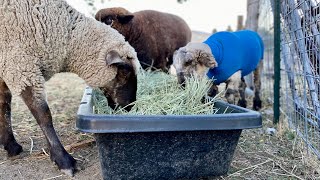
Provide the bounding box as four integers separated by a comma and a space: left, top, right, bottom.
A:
273, 0, 280, 124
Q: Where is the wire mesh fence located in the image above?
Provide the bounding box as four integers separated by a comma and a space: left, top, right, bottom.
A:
258, 0, 320, 158
258, 0, 275, 104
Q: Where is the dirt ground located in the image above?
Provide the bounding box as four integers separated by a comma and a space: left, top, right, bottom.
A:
0, 73, 103, 180
1, 32, 320, 180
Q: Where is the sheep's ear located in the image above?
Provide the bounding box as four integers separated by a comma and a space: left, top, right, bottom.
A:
207, 56, 218, 68
105, 50, 125, 66
173, 50, 178, 57
204, 56, 218, 68
117, 14, 134, 24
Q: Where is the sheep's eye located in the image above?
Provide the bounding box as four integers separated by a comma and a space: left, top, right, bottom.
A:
201, 52, 210, 58
184, 60, 193, 66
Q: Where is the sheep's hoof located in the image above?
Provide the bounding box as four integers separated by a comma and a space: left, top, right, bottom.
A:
237, 99, 247, 108
61, 168, 76, 177
5, 141, 23, 157
50, 149, 76, 176
253, 98, 262, 111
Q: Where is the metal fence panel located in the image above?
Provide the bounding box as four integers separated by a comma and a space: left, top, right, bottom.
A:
259, 0, 320, 158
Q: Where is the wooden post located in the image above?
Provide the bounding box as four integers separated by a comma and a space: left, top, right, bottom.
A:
237, 15, 244, 30
245, 0, 259, 31
244, 0, 260, 90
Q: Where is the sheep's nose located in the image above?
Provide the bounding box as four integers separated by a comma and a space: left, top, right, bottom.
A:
105, 19, 113, 25
177, 72, 186, 88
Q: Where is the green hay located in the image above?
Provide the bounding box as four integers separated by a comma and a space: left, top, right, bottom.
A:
93, 71, 220, 115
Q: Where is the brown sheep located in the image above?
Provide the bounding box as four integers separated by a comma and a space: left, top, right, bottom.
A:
95, 7, 192, 71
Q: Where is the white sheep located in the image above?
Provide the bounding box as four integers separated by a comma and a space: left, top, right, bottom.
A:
0, 0, 140, 176
173, 30, 264, 110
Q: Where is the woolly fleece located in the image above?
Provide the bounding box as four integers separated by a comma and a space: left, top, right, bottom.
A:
95, 8, 192, 71
0, 0, 139, 97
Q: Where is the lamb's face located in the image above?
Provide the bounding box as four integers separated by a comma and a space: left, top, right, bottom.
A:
100, 51, 138, 111
173, 43, 218, 86
95, 7, 134, 35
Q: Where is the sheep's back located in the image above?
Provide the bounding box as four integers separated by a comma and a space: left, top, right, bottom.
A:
137, 10, 191, 48
130, 10, 191, 69
0, 0, 80, 94
0, 0, 73, 78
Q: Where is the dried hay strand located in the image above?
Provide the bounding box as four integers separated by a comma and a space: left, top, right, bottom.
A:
93, 71, 219, 115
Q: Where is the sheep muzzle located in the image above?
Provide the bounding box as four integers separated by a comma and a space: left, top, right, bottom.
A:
177, 72, 186, 88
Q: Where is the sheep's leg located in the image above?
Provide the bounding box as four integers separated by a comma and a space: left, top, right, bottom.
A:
166, 54, 174, 72
237, 77, 247, 108
225, 71, 241, 105
0, 79, 23, 156
253, 62, 262, 110
20, 86, 76, 176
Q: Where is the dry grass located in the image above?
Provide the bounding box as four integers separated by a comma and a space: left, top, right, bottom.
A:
93, 71, 219, 115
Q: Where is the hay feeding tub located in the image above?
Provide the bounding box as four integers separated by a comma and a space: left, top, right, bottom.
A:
76, 87, 262, 179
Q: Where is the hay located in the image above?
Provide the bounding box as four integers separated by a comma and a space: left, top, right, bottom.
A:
93, 71, 220, 115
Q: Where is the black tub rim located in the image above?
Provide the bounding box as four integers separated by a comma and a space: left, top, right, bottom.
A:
76, 87, 262, 133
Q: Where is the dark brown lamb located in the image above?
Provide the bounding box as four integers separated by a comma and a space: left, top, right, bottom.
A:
95, 7, 192, 71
